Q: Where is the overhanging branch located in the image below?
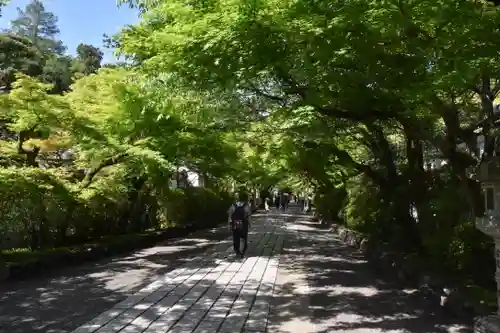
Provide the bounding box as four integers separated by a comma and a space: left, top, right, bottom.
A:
81, 152, 129, 188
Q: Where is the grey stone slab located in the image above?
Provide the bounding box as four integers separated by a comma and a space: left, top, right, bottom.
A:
72, 325, 103, 333
192, 297, 216, 310
245, 305, 269, 331
96, 308, 144, 333
204, 305, 230, 321
213, 296, 235, 307
192, 318, 224, 333
113, 295, 146, 309
124, 306, 167, 331
167, 314, 200, 332
142, 317, 178, 333
155, 293, 182, 309
184, 304, 209, 318
72, 308, 125, 333
203, 285, 224, 300
249, 302, 269, 316
218, 316, 245, 333
225, 285, 242, 293
170, 285, 191, 296
189, 286, 209, 298
245, 318, 267, 331
132, 300, 156, 311
143, 290, 170, 303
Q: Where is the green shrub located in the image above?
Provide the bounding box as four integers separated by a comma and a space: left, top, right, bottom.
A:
342, 176, 382, 233
0, 166, 232, 252
161, 187, 232, 227
313, 184, 348, 222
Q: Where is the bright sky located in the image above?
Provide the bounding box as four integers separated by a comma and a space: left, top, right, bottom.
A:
0, 0, 140, 63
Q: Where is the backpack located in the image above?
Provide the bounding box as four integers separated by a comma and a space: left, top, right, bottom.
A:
231, 203, 246, 230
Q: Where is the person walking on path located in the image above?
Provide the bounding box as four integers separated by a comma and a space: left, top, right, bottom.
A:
227, 191, 251, 258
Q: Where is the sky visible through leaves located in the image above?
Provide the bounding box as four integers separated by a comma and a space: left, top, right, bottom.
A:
0, 0, 139, 63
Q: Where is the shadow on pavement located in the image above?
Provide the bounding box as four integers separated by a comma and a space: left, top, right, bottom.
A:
282, 214, 473, 333
0, 224, 232, 333
0, 209, 475, 333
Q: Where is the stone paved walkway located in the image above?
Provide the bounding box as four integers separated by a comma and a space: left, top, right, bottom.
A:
71, 216, 285, 333
1, 207, 474, 333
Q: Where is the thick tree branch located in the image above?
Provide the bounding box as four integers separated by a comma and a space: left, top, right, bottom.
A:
81, 152, 129, 188
274, 70, 395, 122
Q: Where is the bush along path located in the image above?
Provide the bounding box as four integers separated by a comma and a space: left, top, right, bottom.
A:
0, 186, 233, 283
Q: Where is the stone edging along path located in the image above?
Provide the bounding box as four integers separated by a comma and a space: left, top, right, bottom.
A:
327, 222, 493, 320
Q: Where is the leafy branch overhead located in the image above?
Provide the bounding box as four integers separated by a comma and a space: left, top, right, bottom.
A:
1, 0, 500, 293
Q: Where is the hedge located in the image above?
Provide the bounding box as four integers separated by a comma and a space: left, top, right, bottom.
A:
0, 167, 234, 279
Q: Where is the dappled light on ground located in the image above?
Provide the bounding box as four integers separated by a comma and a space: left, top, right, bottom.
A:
0, 207, 473, 333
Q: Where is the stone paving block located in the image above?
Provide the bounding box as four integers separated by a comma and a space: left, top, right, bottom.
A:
171, 271, 197, 283
193, 296, 216, 310
154, 293, 182, 311
229, 304, 251, 316
143, 289, 173, 305
167, 313, 201, 332
189, 285, 210, 298
72, 308, 126, 333
184, 303, 209, 317
245, 318, 267, 331
203, 285, 224, 300
218, 315, 245, 333
142, 316, 178, 333
96, 308, 144, 333
142, 306, 186, 332
132, 300, 156, 311
204, 305, 230, 321
113, 295, 145, 309
225, 264, 242, 273
176, 293, 201, 309
183, 292, 204, 304
256, 285, 273, 297
119, 308, 159, 333
236, 291, 256, 303
170, 285, 191, 296
242, 279, 260, 288
135, 280, 165, 296
214, 296, 235, 306
245, 304, 269, 331
192, 318, 224, 333
225, 284, 242, 293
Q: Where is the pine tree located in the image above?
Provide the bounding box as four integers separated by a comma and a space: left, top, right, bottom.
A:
10, 0, 65, 55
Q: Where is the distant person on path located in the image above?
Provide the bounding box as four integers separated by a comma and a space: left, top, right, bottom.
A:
227, 191, 251, 258
282, 192, 289, 212
264, 197, 270, 211
299, 193, 305, 211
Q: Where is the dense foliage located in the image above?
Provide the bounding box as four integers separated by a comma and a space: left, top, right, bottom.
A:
113, 0, 500, 289
0, 1, 239, 254
2, 0, 500, 294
